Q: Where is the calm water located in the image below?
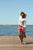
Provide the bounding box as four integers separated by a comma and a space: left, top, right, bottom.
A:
0, 25, 33, 37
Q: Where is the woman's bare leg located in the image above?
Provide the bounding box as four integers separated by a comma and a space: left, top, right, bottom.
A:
21, 28, 26, 44
18, 30, 23, 44
21, 31, 26, 44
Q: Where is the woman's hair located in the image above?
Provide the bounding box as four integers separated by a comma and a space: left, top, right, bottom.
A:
20, 11, 27, 18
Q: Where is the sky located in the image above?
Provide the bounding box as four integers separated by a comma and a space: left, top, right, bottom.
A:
0, 0, 33, 25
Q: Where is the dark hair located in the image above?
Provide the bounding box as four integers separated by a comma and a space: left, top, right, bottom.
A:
20, 11, 26, 18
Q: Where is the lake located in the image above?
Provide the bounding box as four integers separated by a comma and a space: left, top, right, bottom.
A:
0, 25, 33, 37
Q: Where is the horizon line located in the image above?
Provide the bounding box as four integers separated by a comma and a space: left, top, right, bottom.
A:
0, 24, 30, 26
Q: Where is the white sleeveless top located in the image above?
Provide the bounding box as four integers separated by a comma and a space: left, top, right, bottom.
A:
19, 16, 26, 27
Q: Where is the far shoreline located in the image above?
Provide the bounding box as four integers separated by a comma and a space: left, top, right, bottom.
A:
0, 25, 33, 26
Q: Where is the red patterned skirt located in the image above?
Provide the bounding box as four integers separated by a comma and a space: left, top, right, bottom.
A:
18, 25, 26, 38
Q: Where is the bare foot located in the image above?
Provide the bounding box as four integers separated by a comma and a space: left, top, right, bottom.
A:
20, 42, 22, 45
22, 42, 26, 45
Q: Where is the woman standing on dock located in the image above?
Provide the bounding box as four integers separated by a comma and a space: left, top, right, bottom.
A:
18, 11, 26, 45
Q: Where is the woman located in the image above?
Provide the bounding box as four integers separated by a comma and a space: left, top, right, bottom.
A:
18, 11, 26, 45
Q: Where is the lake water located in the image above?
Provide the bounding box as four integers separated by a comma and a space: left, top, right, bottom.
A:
0, 25, 33, 37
